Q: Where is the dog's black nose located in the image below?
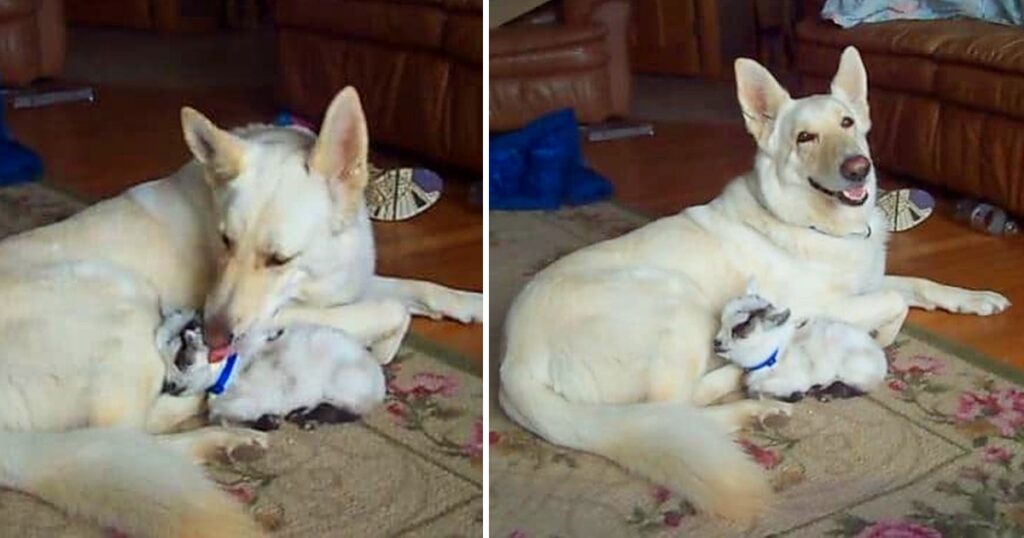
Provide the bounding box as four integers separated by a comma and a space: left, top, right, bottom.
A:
840, 155, 871, 183
713, 338, 726, 353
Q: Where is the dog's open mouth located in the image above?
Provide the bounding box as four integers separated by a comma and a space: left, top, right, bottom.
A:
808, 177, 869, 207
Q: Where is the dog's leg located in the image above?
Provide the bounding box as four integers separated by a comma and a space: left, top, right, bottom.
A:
883, 275, 1010, 316
145, 394, 208, 434
277, 299, 410, 364
157, 426, 268, 465
823, 291, 909, 347
693, 364, 745, 406
704, 399, 793, 433
366, 276, 482, 323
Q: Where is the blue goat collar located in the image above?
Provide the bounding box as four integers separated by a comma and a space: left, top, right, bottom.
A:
208, 354, 238, 395
745, 349, 779, 373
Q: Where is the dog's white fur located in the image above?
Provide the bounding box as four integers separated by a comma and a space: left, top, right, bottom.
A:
157, 311, 386, 424
498, 47, 1010, 523
0, 88, 481, 536
715, 283, 888, 400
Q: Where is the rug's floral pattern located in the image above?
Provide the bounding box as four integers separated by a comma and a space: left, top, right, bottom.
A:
382, 356, 483, 462
826, 351, 1024, 537
625, 487, 697, 533
830, 445, 1024, 536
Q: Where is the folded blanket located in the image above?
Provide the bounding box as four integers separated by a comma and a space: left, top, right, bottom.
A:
823, 0, 1024, 28
490, 109, 613, 211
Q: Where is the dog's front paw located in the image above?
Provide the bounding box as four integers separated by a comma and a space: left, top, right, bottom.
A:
757, 400, 793, 425
948, 289, 1011, 316
426, 290, 483, 324
209, 426, 270, 461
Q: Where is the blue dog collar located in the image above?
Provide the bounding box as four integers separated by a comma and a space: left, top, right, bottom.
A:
745, 348, 779, 373
208, 353, 238, 395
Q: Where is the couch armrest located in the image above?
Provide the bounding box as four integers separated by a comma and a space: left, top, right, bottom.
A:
562, 0, 631, 117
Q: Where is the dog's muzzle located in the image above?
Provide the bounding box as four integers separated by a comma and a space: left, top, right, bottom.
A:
807, 155, 873, 207
807, 177, 870, 207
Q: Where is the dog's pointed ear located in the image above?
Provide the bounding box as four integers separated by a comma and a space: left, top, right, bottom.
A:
831, 46, 871, 131
309, 87, 369, 226
745, 277, 759, 295
181, 107, 245, 187
735, 58, 791, 146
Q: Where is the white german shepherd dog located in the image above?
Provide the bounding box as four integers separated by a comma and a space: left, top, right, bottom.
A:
0, 88, 481, 537
499, 47, 1009, 523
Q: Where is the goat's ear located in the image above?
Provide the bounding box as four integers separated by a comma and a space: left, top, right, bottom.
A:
181, 107, 245, 187
766, 308, 791, 328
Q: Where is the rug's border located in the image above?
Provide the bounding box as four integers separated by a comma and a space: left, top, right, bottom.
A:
605, 200, 1022, 386
31, 179, 482, 378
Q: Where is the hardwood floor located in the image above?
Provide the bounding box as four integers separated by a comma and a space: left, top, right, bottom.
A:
583, 122, 1024, 369
6, 85, 483, 365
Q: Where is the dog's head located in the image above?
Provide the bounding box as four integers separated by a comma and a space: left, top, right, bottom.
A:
713, 281, 793, 368
180, 88, 370, 352
736, 47, 875, 233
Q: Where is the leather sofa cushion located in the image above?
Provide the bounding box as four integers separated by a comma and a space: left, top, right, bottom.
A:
443, 0, 481, 10
797, 18, 1024, 75
797, 19, 1024, 120
0, 1, 35, 21
445, 11, 481, 64
491, 25, 607, 77
275, 0, 447, 51
490, 66, 611, 131
797, 43, 936, 95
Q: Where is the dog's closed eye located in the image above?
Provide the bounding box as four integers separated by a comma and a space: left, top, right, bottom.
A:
266, 253, 295, 267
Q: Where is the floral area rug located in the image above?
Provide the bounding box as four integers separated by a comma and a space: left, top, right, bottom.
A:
0, 183, 483, 536
490, 203, 1024, 537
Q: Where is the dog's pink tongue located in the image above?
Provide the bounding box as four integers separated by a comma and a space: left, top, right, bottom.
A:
209, 345, 234, 364
844, 185, 868, 200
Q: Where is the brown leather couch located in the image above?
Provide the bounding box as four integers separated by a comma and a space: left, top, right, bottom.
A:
64, 0, 221, 32
0, 0, 65, 86
274, 0, 482, 172
490, 0, 631, 132
797, 0, 1024, 216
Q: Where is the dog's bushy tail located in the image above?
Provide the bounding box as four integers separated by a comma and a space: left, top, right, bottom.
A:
500, 365, 772, 523
0, 428, 263, 538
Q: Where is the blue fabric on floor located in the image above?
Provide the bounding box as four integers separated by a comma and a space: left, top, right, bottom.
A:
490, 108, 612, 210
0, 103, 42, 185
